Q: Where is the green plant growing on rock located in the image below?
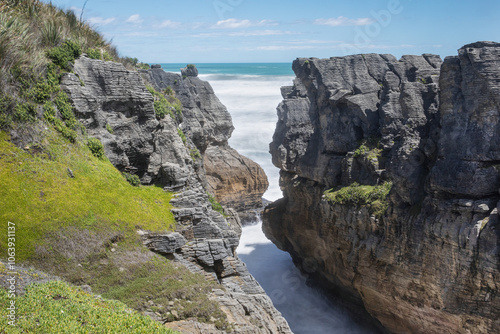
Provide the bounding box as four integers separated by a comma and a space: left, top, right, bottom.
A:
123, 172, 141, 186
324, 181, 393, 217
87, 137, 105, 159
146, 85, 183, 121
177, 128, 187, 144
13, 102, 37, 122
46, 40, 81, 69
353, 137, 382, 160
86, 48, 101, 60
190, 147, 202, 161
106, 123, 113, 134
207, 193, 225, 216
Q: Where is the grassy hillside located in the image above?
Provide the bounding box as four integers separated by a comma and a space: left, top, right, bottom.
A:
0, 0, 230, 331
0, 280, 179, 333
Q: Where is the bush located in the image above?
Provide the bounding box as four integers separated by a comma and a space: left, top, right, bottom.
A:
54, 91, 76, 128
87, 137, 105, 159
43, 101, 56, 123
86, 48, 101, 60
14, 102, 37, 122
54, 118, 77, 142
146, 85, 177, 120
123, 172, 141, 186
29, 80, 53, 103
46, 40, 82, 69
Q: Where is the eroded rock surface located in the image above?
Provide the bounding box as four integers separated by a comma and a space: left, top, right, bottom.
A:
61, 58, 291, 333
141, 65, 268, 223
264, 42, 500, 333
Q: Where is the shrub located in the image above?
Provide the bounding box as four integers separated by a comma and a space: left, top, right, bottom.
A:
54, 91, 76, 128
46, 40, 82, 69
123, 172, 141, 186
146, 85, 178, 120
87, 137, 105, 159
14, 102, 37, 122
353, 144, 368, 157
86, 48, 101, 60
0, 113, 12, 128
43, 101, 56, 123
54, 118, 77, 142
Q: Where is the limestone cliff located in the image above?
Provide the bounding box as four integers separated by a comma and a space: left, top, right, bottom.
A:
264, 42, 500, 333
141, 65, 269, 223
61, 57, 290, 333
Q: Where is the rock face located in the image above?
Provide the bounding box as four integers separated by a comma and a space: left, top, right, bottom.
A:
141, 65, 268, 222
61, 57, 291, 333
264, 42, 500, 333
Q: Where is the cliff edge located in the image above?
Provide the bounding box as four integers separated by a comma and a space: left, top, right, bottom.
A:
141, 66, 269, 223
61, 57, 290, 333
263, 42, 500, 333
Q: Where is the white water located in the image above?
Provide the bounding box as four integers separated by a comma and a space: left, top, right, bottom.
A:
200, 73, 290, 201
205, 71, 379, 333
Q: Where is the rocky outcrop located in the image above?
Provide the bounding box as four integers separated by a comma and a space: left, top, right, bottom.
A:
264, 42, 500, 333
61, 57, 291, 333
141, 65, 268, 223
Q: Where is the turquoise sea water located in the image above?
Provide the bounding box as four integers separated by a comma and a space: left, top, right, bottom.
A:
158, 63, 294, 77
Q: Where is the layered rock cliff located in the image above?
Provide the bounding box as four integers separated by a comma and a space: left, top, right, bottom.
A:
61, 57, 290, 333
264, 42, 500, 333
141, 65, 269, 223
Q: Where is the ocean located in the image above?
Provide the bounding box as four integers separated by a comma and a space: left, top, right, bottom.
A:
158, 63, 378, 334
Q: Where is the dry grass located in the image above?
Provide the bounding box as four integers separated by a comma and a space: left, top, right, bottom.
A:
0, 0, 113, 89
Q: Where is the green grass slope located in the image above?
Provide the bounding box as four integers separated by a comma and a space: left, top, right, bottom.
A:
0, 280, 179, 333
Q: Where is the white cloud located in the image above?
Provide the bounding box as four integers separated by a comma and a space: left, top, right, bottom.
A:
314, 16, 374, 27
192, 30, 293, 38
255, 45, 316, 51
126, 14, 143, 24
88, 17, 116, 26
213, 18, 277, 29
229, 30, 292, 37
158, 20, 181, 29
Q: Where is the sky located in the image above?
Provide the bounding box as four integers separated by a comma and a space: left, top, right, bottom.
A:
46, 0, 500, 63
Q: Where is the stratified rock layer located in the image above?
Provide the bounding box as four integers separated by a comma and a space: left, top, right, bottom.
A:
141, 66, 268, 223
264, 42, 500, 333
61, 58, 290, 333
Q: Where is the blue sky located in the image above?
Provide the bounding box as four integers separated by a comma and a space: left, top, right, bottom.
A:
47, 0, 499, 63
